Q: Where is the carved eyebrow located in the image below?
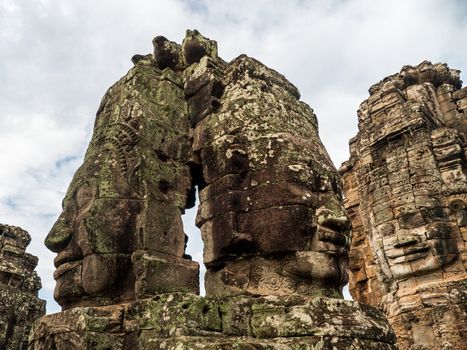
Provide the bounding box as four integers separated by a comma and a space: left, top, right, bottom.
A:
60, 187, 78, 210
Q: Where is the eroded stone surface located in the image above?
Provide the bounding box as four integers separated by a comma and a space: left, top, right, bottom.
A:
44, 29, 351, 309
0, 224, 45, 349
44, 47, 198, 309
189, 53, 350, 300
37, 30, 396, 349
340, 61, 467, 349
29, 293, 396, 350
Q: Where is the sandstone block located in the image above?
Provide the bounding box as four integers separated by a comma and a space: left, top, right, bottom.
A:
0, 224, 45, 350
132, 251, 199, 298
29, 294, 397, 350
341, 61, 467, 349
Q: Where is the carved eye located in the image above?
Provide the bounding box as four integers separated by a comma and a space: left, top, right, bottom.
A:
450, 199, 465, 212
61, 192, 77, 213
75, 183, 97, 209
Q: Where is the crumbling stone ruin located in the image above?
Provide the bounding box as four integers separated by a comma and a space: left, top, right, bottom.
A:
0, 224, 45, 350
340, 61, 467, 349
29, 30, 397, 349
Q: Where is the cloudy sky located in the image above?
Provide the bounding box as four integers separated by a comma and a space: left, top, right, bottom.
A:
1, 0, 466, 313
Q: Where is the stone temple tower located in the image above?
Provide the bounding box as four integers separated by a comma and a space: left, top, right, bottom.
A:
29, 30, 397, 349
340, 61, 467, 349
0, 224, 45, 350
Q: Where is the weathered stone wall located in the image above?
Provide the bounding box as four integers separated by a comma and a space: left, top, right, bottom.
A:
0, 224, 45, 349
33, 30, 397, 349
29, 293, 396, 350
340, 61, 467, 349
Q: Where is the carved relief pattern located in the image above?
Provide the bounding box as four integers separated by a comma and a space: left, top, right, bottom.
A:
340, 61, 467, 349
32, 30, 400, 350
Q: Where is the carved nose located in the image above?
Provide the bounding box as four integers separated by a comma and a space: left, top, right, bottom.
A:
316, 207, 351, 232
44, 214, 73, 253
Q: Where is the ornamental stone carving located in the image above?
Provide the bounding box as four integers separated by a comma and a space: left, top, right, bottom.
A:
340, 61, 467, 349
33, 30, 396, 350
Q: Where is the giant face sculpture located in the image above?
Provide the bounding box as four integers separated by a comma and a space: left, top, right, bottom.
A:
380, 130, 464, 283
46, 30, 353, 308
341, 61, 467, 349
357, 123, 465, 288
45, 51, 195, 309
191, 55, 351, 297
376, 204, 459, 281
45, 147, 141, 308
362, 141, 462, 285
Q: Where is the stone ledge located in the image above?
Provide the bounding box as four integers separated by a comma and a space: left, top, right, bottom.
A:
29, 293, 397, 350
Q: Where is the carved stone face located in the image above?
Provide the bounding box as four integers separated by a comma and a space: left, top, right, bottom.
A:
309, 175, 351, 283
203, 167, 351, 298
365, 131, 465, 283
193, 54, 352, 297
45, 46, 198, 308
45, 150, 141, 309
376, 200, 459, 281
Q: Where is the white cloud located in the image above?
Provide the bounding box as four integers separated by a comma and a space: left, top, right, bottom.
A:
1, 0, 466, 313
0, 112, 87, 312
